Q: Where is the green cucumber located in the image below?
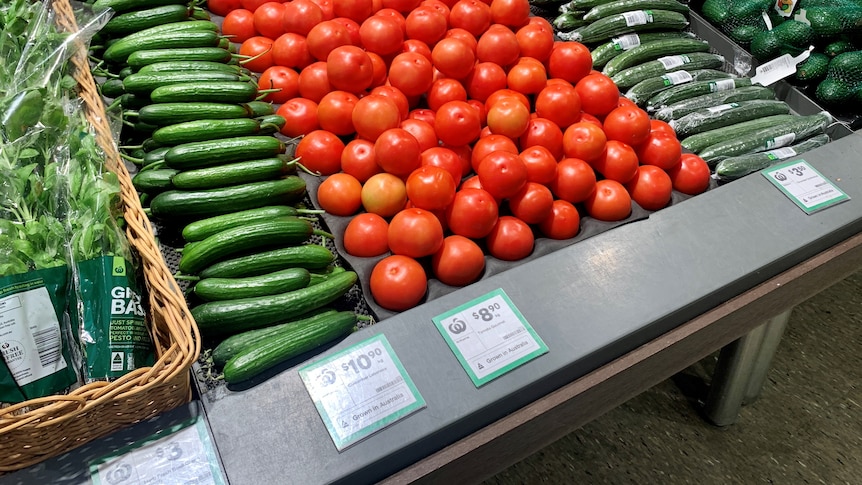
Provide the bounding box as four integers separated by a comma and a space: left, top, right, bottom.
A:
100, 78, 125, 98
679, 114, 798, 154
714, 134, 830, 181
646, 77, 752, 111
563, 0, 619, 11
696, 112, 833, 163
192, 271, 358, 336
164, 136, 285, 169
255, 114, 286, 131
199, 244, 335, 278
151, 118, 264, 145
583, 0, 689, 22
603, 37, 709, 77
561, 10, 690, 44
211, 309, 339, 366
142, 146, 171, 167
104, 30, 221, 63
611, 52, 726, 89
308, 266, 347, 286
138, 60, 243, 75
624, 69, 731, 106
591, 31, 696, 68
245, 101, 276, 117
222, 310, 358, 383
553, 12, 589, 31
93, 0, 190, 14
668, 100, 791, 138
137, 102, 254, 126
170, 156, 297, 190
149, 177, 307, 218
149, 81, 259, 104
194, 267, 313, 302
653, 85, 776, 121
127, 47, 234, 68
181, 205, 307, 242
101, 4, 191, 36
131, 168, 178, 192
122, 71, 249, 95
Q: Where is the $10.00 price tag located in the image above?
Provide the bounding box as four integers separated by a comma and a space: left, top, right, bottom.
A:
432, 288, 548, 387
763, 159, 849, 214
299, 334, 425, 451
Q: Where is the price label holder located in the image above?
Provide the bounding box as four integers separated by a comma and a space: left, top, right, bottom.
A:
763, 158, 850, 214
432, 288, 548, 387
89, 415, 226, 485
299, 334, 426, 451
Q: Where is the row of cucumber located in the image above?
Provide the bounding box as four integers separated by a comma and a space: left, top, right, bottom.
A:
91, 0, 363, 384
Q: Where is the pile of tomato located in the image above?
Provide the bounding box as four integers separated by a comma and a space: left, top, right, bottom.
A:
208, 0, 712, 312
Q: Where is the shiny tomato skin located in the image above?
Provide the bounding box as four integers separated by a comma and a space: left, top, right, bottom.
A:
361, 172, 408, 216
538, 199, 580, 239
489, 0, 530, 27
584, 179, 632, 221
519, 145, 558, 185
222, 9, 256, 44
547, 42, 592, 85
476, 24, 520, 66
306, 20, 352, 61
636, 133, 682, 171
477, 150, 528, 200
343, 212, 390, 257
508, 182, 554, 224
446, 188, 499, 239
519, 117, 564, 161
208, 0, 242, 17
464, 62, 507, 103
352, 94, 401, 141
534, 83, 581, 130
326, 45, 374, 92
516, 23, 554, 62
317, 173, 363, 216
371, 85, 411, 120
668, 153, 711, 195
431, 235, 485, 286
272, 33, 313, 70
317, 90, 358, 136
282, 0, 325, 36
449, 0, 491, 36
406, 165, 457, 210
485, 216, 534, 261
603, 105, 652, 147
388, 208, 445, 258
295, 130, 345, 175
574, 72, 620, 117
298, 61, 332, 103
400, 118, 438, 152
471, 134, 519, 173
434, 100, 482, 147
276, 97, 319, 137
388, 52, 435, 97
426, 78, 468, 112
375, 128, 422, 176
257, 65, 299, 104
625, 165, 673, 211
431, 37, 475, 79
359, 15, 404, 55
421, 147, 463, 184
592, 140, 639, 184
485, 97, 530, 139
370, 255, 427, 311
238, 36, 274, 73
341, 139, 381, 182
253, 2, 287, 39
405, 6, 448, 46
550, 157, 596, 204
563, 121, 606, 162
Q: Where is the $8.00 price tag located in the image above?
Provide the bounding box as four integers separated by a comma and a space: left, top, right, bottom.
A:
432, 288, 548, 387
299, 334, 425, 451
763, 159, 849, 214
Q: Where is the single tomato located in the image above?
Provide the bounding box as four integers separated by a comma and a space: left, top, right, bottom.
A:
434, 100, 482, 147
625, 164, 673, 211
486, 216, 534, 261
361, 172, 408, 216
592, 140, 639, 184
370, 255, 427, 311
538, 199, 580, 239
294, 130, 344, 175
352, 94, 401, 141
272, 33, 313, 69
477, 150, 528, 200
547, 41, 592, 85
282, 0, 324, 36
306, 20, 352, 61
432, 235, 485, 286
276, 98, 319, 137
326, 45, 374, 92
471, 134, 519, 173
534, 83, 582, 130
446, 187, 499, 238
563, 121, 606, 162
388, 208, 445, 257
317, 173, 363, 216
508, 182, 554, 224
222, 9, 256, 44
668, 153, 711, 195
519, 145, 558, 185
343, 213, 390, 257
375, 128, 422, 176
257, 65, 299, 104
317, 90, 358, 136
584, 179, 632, 221
406, 165, 457, 210
636, 133, 682, 171
575, 72, 620, 117
341, 139, 381, 182
602, 104, 652, 147
550, 157, 596, 204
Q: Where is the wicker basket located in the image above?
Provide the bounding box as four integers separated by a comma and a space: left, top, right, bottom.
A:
0, 0, 200, 473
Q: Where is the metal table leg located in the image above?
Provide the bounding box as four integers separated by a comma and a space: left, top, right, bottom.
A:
743, 309, 792, 405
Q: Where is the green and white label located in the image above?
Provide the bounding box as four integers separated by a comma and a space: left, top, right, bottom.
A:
763, 159, 850, 214
299, 334, 425, 451
432, 288, 548, 387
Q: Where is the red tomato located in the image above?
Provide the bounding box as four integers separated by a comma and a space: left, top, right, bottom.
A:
388, 208, 444, 257
295, 130, 345, 175
575, 73, 620, 117
636, 133, 682, 171
366, 51, 389, 88
257, 66, 299, 104
272, 33, 313, 69
445, 28, 478, 53
422, 0, 451, 19
477, 150, 528, 200
317, 173, 363, 216
282, 0, 324, 36
668, 153, 711, 195
401, 39, 433, 61
241, 0, 274, 11
468, 99, 486, 126
603, 105, 651, 147
405, 6, 448, 46
375, 128, 422, 176
434, 100, 482, 147
361, 172, 408, 216
222, 9, 257, 43
426, 78, 468, 112
444, 143, 474, 177
276, 98, 319, 137
484, 88, 530, 112
563, 121, 606, 162
432, 235, 485, 286
486, 98, 530, 139
516, 23, 554, 62
406, 165, 457, 210
370, 255, 427, 311
371, 85, 410, 119
534, 83, 581, 130
431, 38, 475, 79
238, 36, 274, 73
580, 112, 603, 129
343, 213, 389, 257
400, 118, 438, 152
449, 0, 491, 36
207, 0, 242, 17
518, 117, 564, 161
476, 24, 520, 66
382, 0, 422, 13
489, 0, 529, 27
333, 0, 373, 22
421, 147, 463, 184
352, 94, 401, 141
625, 165, 673, 211
375, 7, 407, 31
359, 15, 404, 55
310, 0, 335, 19
547, 42, 592, 85
592, 140, 639, 184
408, 108, 437, 125
298, 61, 332, 102
317, 90, 358, 136
464, 62, 508, 103
471, 134, 519, 173
306, 20, 352, 61
650, 119, 676, 138
446, 187, 499, 238
550, 157, 596, 204
388, 52, 435, 97
486, 216, 534, 261
519, 145, 558, 185
538, 199, 580, 239
253, 2, 286, 39
507, 58, 547, 95
508, 182, 554, 224
584, 179, 632, 221
341, 139, 381, 182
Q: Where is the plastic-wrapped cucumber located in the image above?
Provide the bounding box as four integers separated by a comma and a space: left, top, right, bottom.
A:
591, 31, 696, 68
561, 10, 689, 44
681, 114, 797, 154
610, 52, 725, 89
696, 112, 833, 164
653, 85, 776, 121
603, 37, 710, 77
668, 99, 791, 138
646, 77, 752, 111
554, 11, 589, 31
624, 69, 732, 106
714, 134, 831, 181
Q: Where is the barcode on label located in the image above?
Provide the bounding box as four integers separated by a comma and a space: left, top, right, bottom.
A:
710, 79, 736, 92
759, 56, 792, 74
766, 132, 796, 149
765, 147, 797, 160
33, 327, 61, 368
657, 55, 688, 70
623, 10, 653, 27
662, 70, 693, 86
613, 34, 641, 51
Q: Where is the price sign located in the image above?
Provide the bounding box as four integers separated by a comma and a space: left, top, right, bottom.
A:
763, 159, 849, 214
299, 334, 425, 451
90, 417, 225, 485
432, 288, 548, 387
